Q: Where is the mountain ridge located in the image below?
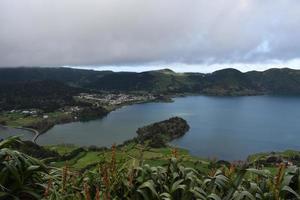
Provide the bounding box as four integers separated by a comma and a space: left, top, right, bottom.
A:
1, 67, 300, 95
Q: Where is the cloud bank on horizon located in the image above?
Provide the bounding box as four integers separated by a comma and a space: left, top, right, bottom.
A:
0, 0, 300, 72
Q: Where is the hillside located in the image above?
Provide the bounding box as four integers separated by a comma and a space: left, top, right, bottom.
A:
1, 67, 300, 96
0, 80, 84, 112
83, 68, 197, 93
201, 68, 259, 95
247, 68, 300, 94
0, 67, 113, 87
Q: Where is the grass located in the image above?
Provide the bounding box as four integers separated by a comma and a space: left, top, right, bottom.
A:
47, 142, 209, 170
53, 151, 88, 168
0, 111, 72, 129
246, 149, 300, 175
247, 149, 300, 163
45, 144, 78, 155
0, 112, 36, 127
73, 152, 105, 168
48, 142, 293, 176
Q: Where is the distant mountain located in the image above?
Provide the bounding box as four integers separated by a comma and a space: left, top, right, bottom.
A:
1, 67, 300, 98
0, 67, 113, 87
86, 68, 196, 92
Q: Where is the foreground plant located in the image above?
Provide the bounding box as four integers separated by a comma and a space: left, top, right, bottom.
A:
42, 158, 300, 199
2, 137, 300, 200
0, 137, 48, 199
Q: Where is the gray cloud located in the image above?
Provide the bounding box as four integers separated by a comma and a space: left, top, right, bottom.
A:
1, 0, 300, 68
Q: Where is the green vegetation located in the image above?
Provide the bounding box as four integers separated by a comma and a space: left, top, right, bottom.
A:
47, 143, 203, 170
0, 106, 108, 134
2, 137, 300, 200
6, 116, 196, 171
136, 117, 190, 147
248, 150, 300, 167
0, 80, 84, 112
0, 111, 69, 128
10, 140, 60, 159
2, 67, 300, 104
2, 67, 300, 134
46, 144, 78, 155
2, 67, 300, 199
0, 137, 48, 199
0, 111, 75, 133
84, 67, 300, 95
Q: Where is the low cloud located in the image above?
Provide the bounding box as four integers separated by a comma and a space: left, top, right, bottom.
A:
0, 0, 300, 70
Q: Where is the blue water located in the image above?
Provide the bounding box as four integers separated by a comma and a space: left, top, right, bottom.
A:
3, 95, 300, 160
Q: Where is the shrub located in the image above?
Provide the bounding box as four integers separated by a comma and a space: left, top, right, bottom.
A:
2, 137, 300, 200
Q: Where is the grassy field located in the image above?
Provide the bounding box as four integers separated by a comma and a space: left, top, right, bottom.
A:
46, 142, 296, 174
46, 142, 210, 171
44, 143, 286, 184
0, 112, 37, 127
0, 111, 72, 129
46, 144, 78, 155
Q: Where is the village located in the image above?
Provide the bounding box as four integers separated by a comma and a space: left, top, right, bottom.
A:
8, 106, 83, 119
0, 92, 160, 132
9, 109, 49, 119
75, 93, 156, 107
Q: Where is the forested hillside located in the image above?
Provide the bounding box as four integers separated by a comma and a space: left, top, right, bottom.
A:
1, 67, 300, 98
0, 80, 87, 112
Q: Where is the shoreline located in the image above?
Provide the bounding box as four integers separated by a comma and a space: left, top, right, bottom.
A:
0, 124, 39, 142
3, 94, 300, 164
0, 93, 269, 144
0, 95, 173, 143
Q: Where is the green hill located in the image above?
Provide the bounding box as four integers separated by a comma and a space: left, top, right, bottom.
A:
2, 67, 300, 96
0, 80, 84, 112
247, 68, 300, 94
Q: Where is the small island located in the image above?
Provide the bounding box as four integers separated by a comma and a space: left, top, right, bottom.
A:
136, 117, 190, 147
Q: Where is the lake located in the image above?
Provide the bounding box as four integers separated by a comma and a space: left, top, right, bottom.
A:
2, 95, 300, 160
0, 126, 35, 141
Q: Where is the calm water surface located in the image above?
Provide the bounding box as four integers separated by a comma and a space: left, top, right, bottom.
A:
0, 126, 34, 141
2, 96, 300, 160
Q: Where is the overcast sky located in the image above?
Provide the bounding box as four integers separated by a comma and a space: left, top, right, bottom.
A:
1, 0, 300, 72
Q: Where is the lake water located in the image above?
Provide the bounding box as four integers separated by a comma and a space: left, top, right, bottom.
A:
0, 126, 34, 141
2, 95, 300, 160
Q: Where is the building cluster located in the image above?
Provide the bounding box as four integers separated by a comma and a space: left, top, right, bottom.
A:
76, 93, 155, 106
10, 109, 40, 116
59, 106, 81, 114
9, 109, 50, 119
